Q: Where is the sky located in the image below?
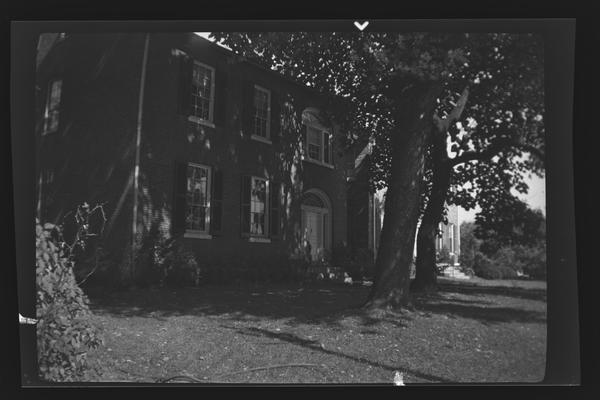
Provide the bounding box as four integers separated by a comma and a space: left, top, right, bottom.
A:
459, 174, 546, 222
194, 33, 546, 222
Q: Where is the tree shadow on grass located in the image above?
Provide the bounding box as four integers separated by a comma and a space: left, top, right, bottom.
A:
228, 326, 454, 383
411, 297, 546, 325
437, 282, 547, 302
86, 280, 545, 328
87, 283, 376, 328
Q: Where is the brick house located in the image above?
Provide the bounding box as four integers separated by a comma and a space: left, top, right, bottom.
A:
35, 32, 378, 284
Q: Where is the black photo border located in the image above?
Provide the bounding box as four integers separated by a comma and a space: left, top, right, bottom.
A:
5, 6, 588, 393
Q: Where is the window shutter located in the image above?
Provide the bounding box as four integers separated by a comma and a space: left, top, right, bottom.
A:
270, 181, 281, 239
172, 161, 188, 236
210, 167, 223, 235
323, 132, 331, 164
270, 91, 281, 144
301, 124, 307, 158
240, 175, 251, 237
214, 66, 227, 127
242, 80, 255, 137
177, 53, 193, 116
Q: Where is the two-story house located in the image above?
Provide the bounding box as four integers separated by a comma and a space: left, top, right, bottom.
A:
36, 32, 378, 284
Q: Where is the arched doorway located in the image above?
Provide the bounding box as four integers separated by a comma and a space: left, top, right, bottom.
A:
300, 189, 332, 260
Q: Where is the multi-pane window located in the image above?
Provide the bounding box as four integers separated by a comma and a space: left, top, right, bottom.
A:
241, 176, 280, 239
190, 62, 215, 123
185, 164, 211, 233
307, 127, 322, 160
43, 79, 62, 134
305, 125, 333, 165
253, 86, 271, 139
250, 177, 268, 236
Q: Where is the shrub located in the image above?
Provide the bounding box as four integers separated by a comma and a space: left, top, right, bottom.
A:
128, 223, 201, 287
36, 219, 103, 382
436, 246, 452, 264
472, 250, 519, 280
331, 243, 374, 281
160, 243, 200, 287
513, 244, 547, 279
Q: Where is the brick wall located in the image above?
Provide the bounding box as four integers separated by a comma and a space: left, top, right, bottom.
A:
36, 33, 148, 284
137, 33, 350, 275
37, 32, 353, 283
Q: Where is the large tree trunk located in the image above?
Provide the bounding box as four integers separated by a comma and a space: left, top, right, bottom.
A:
412, 85, 469, 293
364, 81, 442, 309
412, 161, 452, 292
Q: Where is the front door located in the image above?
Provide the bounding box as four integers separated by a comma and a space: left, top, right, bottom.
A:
303, 209, 323, 260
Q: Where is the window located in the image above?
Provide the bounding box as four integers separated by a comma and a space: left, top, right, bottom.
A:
252, 86, 271, 141
249, 177, 268, 236
241, 176, 281, 241
190, 62, 215, 124
185, 164, 211, 234
304, 125, 333, 166
43, 79, 62, 135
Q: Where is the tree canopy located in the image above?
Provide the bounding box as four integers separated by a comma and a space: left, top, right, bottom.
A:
211, 31, 545, 307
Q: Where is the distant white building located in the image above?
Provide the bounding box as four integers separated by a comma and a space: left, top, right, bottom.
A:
435, 204, 461, 266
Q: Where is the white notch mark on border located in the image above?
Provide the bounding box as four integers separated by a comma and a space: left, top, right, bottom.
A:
354, 21, 369, 31
19, 313, 38, 325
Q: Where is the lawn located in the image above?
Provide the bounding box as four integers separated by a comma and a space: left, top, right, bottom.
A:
82, 277, 547, 384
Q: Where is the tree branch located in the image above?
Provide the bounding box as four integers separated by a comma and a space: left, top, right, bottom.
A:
451, 138, 545, 167
433, 86, 470, 134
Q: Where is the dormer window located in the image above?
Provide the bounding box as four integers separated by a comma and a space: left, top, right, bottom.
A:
301, 108, 333, 168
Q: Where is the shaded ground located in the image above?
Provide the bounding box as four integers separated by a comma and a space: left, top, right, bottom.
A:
82, 277, 546, 384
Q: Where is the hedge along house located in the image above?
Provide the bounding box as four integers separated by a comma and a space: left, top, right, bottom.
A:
35, 32, 368, 285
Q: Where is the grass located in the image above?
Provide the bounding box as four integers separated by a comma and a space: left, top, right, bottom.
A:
82, 277, 546, 384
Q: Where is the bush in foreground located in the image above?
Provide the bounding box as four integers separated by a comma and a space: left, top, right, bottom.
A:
36, 218, 103, 381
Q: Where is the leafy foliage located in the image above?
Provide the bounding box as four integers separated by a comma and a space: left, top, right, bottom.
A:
420, 33, 544, 226
211, 32, 471, 188
58, 202, 109, 285
472, 251, 519, 280
331, 243, 374, 281
36, 217, 103, 381
133, 226, 200, 287
459, 222, 480, 275
460, 204, 546, 280
211, 32, 544, 305
475, 197, 546, 256
436, 247, 452, 265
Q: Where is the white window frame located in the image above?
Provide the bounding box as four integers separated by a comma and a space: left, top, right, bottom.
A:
184, 163, 213, 239
42, 79, 62, 135
303, 124, 334, 169
247, 176, 271, 242
251, 85, 272, 144
188, 61, 216, 129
